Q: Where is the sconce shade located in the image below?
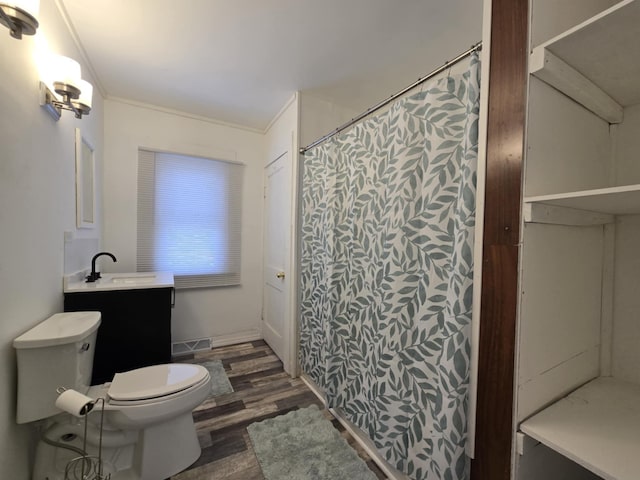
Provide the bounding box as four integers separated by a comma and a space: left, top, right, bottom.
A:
49, 55, 82, 100
77, 79, 93, 109
71, 79, 93, 115
11, 0, 38, 16
0, 0, 39, 38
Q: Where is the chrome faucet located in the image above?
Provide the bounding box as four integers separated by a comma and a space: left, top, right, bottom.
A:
86, 252, 117, 282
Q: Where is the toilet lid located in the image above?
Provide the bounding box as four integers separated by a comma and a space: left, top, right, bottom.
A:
108, 364, 209, 401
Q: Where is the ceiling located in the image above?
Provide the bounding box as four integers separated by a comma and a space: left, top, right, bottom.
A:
59, 0, 483, 131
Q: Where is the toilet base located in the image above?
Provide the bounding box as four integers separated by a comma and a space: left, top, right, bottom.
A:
134, 412, 202, 480
32, 435, 125, 480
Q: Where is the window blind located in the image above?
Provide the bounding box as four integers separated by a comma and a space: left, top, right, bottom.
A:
137, 150, 243, 288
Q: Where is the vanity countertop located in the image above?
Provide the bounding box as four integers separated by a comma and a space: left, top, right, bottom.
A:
64, 271, 174, 293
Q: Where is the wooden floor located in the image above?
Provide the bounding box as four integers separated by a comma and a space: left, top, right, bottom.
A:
170, 340, 387, 480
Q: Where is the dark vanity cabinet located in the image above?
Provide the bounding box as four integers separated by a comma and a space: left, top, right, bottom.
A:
64, 287, 173, 385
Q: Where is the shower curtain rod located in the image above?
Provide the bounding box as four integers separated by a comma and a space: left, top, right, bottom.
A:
299, 42, 482, 154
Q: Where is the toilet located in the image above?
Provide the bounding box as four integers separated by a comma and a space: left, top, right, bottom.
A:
14, 311, 211, 480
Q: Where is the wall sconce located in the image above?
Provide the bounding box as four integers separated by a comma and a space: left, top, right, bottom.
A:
0, 0, 39, 39
40, 54, 93, 120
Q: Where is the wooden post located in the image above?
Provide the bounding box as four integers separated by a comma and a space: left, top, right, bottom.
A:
471, 0, 528, 478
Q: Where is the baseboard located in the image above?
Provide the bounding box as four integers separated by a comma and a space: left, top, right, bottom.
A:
210, 330, 262, 348
300, 374, 409, 480
300, 372, 328, 406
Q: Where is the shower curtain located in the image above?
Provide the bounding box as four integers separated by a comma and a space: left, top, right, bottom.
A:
299, 53, 479, 480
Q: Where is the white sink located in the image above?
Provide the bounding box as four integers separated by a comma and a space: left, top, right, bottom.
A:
109, 274, 157, 284
64, 272, 174, 292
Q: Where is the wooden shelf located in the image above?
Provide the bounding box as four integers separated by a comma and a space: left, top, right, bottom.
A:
530, 0, 640, 123
524, 184, 640, 216
520, 377, 640, 480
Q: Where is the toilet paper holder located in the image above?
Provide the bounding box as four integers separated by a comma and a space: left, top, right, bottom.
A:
56, 387, 95, 416
55, 387, 111, 480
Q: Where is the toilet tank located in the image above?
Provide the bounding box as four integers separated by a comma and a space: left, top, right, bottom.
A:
13, 312, 101, 424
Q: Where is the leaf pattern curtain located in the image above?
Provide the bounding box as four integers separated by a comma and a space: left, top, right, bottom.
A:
299, 54, 480, 480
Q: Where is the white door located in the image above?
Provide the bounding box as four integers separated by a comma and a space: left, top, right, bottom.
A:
263, 152, 291, 372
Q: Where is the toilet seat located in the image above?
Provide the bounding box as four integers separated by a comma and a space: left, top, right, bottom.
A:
108, 364, 209, 403
85, 363, 211, 428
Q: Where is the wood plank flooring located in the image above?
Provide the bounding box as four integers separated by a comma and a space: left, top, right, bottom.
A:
170, 340, 387, 480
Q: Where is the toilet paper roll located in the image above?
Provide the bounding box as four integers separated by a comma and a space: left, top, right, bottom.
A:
55, 389, 95, 417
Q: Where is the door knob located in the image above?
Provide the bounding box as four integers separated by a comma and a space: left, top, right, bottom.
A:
276, 272, 285, 279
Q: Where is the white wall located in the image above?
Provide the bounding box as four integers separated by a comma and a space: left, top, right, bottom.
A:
299, 92, 358, 148
525, 78, 611, 197
612, 215, 640, 384
614, 104, 640, 185
103, 99, 265, 345
530, 0, 620, 47
610, 107, 640, 384
0, 0, 104, 477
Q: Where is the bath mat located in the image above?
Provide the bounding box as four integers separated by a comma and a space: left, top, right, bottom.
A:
247, 404, 377, 480
201, 360, 233, 397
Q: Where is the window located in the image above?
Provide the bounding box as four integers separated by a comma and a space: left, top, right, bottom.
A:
137, 150, 243, 288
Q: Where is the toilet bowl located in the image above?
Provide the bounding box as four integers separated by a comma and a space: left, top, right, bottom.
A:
76, 363, 211, 480
14, 312, 212, 480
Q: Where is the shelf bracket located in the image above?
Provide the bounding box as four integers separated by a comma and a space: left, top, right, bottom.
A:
523, 203, 615, 225
516, 431, 540, 456
530, 47, 624, 124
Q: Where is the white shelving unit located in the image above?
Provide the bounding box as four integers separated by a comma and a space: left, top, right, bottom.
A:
516, 1, 640, 479
525, 184, 640, 216
520, 377, 640, 480
530, 0, 640, 123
